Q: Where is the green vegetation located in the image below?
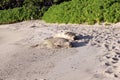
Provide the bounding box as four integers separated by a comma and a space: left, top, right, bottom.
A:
0, 6, 45, 24
0, 0, 120, 24
0, 0, 69, 24
0, 0, 24, 10
0, 0, 70, 10
42, 0, 120, 24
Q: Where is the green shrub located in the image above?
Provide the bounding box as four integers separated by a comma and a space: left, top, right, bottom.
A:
0, 6, 46, 24
42, 0, 120, 24
0, 0, 24, 9
0, 0, 70, 10
0, 0, 70, 24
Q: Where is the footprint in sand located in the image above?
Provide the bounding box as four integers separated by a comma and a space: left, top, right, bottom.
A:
101, 51, 120, 78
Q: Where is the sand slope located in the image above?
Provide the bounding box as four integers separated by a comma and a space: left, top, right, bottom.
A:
0, 20, 120, 80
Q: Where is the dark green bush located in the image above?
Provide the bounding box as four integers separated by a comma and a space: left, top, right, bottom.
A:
0, 0, 70, 10
42, 0, 120, 24
0, 0, 24, 10
0, 6, 46, 24
0, 0, 70, 24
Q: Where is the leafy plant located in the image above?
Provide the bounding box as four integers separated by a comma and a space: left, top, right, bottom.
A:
0, 0, 70, 24
42, 0, 120, 24
0, 6, 46, 24
0, 0, 24, 10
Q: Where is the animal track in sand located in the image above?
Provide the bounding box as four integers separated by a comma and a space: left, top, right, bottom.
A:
87, 27, 120, 79
101, 51, 120, 78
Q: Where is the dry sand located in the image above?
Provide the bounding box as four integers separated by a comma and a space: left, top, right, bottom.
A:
0, 20, 120, 80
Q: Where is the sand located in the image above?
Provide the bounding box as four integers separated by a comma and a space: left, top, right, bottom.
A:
0, 20, 120, 80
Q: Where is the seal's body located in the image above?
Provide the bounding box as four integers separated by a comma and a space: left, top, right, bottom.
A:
54, 32, 76, 41
40, 37, 72, 48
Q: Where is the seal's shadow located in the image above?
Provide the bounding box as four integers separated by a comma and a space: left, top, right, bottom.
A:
72, 35, 93, 47
74, 34, 93, 40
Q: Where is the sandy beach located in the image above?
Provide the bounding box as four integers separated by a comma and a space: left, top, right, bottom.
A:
0, 20, 120, 80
